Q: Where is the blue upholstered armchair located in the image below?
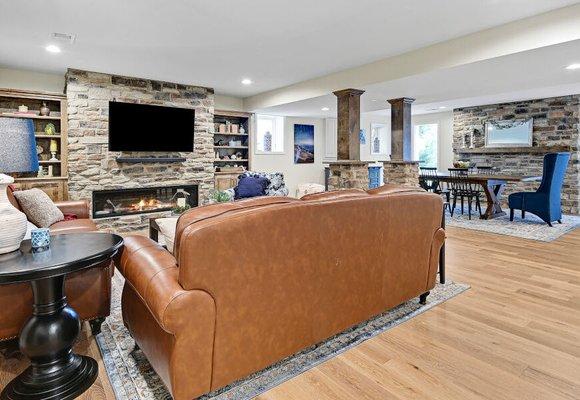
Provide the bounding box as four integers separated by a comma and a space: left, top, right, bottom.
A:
508, 152, 571, 226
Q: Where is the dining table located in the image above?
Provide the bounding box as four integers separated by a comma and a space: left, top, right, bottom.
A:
435, 172, 542, 220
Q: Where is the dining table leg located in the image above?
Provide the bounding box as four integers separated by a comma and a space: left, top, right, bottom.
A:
481, 180, 507, 219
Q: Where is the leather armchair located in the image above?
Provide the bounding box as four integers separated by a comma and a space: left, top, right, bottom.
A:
0, 188, 113, 344
119, 186, 445, 400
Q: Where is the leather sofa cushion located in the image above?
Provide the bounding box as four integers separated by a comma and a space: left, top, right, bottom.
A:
367, 184, 424, 196
300, 188, 368, 201
50, 218, 97, 233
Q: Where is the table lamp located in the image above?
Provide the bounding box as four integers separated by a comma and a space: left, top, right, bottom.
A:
0, 117, 39, 254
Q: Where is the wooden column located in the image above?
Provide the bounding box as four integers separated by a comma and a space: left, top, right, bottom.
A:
333, 88, 365, 160
388, 97, 415, 161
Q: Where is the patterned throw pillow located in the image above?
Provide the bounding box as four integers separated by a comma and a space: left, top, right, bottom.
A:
13, 189, 64, 228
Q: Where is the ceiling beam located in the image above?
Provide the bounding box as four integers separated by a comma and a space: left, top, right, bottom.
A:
244, 4, 580, 111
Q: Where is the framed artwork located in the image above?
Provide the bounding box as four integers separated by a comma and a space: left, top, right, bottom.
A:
370, 123, 388, 154
485, 118, 533, 147
294, 124, 314, 164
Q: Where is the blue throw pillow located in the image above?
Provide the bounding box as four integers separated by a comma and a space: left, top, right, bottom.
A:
235, 176, 270, 199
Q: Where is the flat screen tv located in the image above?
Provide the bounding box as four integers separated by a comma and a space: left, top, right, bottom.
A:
108, 101, 195, 152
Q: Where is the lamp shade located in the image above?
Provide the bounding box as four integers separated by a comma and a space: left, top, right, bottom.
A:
0, 117, 39, 173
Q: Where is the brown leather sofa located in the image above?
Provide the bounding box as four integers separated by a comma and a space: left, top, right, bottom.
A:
0, 187, 114, 344
118, 185, 445, 400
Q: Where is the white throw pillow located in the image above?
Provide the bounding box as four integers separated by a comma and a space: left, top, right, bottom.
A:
155, 217, 178, 253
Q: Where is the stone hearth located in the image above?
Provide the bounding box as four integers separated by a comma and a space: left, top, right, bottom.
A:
453, 95, 579, 214
65, 69, 215, 232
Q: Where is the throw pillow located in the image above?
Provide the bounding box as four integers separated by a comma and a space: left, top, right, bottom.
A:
235, 176, 270, 199
13, 189, 64, 228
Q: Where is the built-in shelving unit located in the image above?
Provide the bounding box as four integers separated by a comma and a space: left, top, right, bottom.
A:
0, 88, 69, 200
212, 110, 253, 190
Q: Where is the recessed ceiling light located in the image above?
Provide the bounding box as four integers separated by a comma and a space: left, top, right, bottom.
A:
439, 106, 447, 109
565, 63, 580, 70
45, 44, 61, 53
371, 99, 377, 102
241, 78, 252, 85
321, 107, 330, 111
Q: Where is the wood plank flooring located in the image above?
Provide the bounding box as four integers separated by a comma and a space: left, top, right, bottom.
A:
1, 226, 579, 399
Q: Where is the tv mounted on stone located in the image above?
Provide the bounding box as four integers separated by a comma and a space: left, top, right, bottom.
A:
108, 101, 195, 152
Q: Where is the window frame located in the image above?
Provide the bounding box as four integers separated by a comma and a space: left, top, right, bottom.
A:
412, 123, 439, 168
255, 114, 285, 155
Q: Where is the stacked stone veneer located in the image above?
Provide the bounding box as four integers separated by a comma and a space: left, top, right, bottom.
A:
65, 69, 215, 232
453, 95, 580, 214
327, 162, 369, 190
383, 161, 420, 187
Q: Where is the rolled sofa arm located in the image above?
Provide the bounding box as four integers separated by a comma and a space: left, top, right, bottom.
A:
427, 227, 446, 289
55, 200, 90, 219
118, 236, 216, 399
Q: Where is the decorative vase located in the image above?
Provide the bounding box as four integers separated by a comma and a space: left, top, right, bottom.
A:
18, 105, 28, 113
264, 131, 272, 152
40, 102, 50, 116
0, 174, 28, 254
239, 125, 245, 134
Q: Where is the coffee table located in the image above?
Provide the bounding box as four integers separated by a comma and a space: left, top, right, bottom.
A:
0, 232, 123, 400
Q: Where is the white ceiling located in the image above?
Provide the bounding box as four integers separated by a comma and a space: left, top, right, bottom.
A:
0, 0, 578, 97
257, 39, 580, 117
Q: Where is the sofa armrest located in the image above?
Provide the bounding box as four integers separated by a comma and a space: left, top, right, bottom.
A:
119, 236, 216, 399
55, 200, 90, 219
119, 235, 215, 334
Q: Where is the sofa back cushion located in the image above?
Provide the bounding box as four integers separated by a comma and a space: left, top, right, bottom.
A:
176, 190, 443, 389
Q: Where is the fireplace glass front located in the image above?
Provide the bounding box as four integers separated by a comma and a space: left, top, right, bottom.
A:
92, 185, 198, 218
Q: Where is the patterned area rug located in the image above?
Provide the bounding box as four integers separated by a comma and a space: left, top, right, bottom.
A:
96, 274, 469, 400
446, 209, 580, 242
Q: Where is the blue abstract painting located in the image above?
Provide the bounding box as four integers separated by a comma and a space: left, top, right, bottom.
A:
294, 124, 314, 164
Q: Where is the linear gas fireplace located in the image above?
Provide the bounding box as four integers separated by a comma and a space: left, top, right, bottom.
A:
92, 185, 198, 218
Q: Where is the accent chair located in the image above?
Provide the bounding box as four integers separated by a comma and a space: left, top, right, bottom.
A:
508, 152, 571, 226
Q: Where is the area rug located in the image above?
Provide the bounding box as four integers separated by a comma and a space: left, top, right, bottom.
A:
96, 273, 469, 400
445, 209, 580, 242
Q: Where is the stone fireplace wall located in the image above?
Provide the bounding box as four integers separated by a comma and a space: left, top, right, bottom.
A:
453, 95, 580, 214
65, 69, 215, 231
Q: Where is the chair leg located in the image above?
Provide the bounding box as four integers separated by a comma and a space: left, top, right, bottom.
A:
476, 196, 482, 216
558, 219, 562, 224
510, 208, 514, 221
468, 197, 472, 220
419, 291, 430, 305
547, 221, 553, 227
89, 317, 105, 336
451, 195, 457, 217
521, 210, 525, 219
461, 196, 465, 215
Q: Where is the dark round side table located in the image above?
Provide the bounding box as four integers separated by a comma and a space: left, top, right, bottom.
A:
0, 233, 123, 400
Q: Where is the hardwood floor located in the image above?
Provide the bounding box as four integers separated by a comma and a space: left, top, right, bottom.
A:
1, 226, 579, 399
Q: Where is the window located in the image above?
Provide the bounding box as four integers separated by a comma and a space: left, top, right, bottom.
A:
370, 123, 388, 155
256, 115, 284, 153
413, 124, 438, 168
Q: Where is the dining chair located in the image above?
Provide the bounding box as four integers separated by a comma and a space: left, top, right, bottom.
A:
448, 168, 482, 219
420, 167, 451, 212
508, 152, 571, 226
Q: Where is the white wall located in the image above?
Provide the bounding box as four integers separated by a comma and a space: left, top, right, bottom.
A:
412, 111, 454, 170
360, 113, 391, 162
0, 67, 65, 93
214, 94, 244, 111
252, 117, 325, 197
